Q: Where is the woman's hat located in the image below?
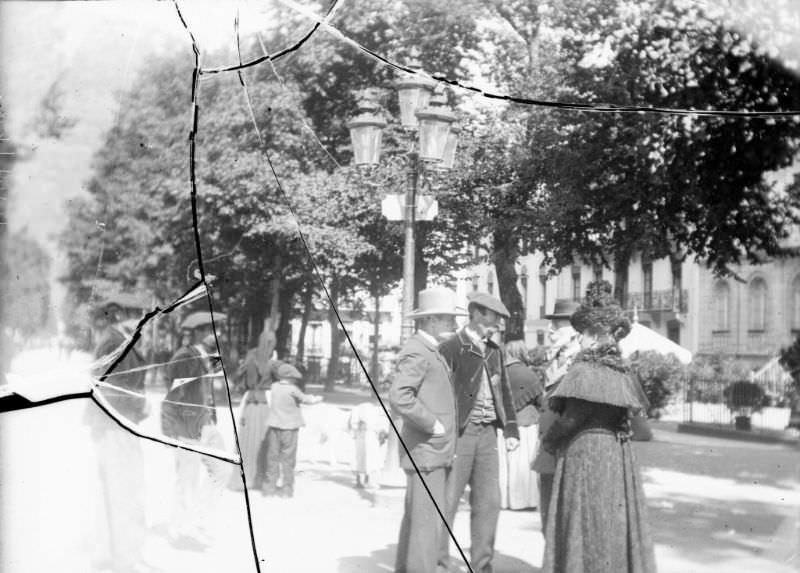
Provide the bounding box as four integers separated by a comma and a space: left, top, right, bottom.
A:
570, 280, 631, 341
407, 288, 467, 318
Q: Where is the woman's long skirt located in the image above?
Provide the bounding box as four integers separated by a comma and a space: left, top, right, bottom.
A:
228, 394, 270, 490
543, 429, 656, 573
498, 424, 540, 509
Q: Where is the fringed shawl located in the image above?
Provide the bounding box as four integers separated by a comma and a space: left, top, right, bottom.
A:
549, 344, 650, 412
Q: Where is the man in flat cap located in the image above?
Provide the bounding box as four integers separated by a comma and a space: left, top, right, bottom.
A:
438, 291, 519, 573
161, 310, 229, 549
390, 287, 461, 573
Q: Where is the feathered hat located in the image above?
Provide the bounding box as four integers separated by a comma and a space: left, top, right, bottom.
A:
570, 280, 631, 341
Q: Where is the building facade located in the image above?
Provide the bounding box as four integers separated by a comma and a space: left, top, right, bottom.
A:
457, 251, 800, 371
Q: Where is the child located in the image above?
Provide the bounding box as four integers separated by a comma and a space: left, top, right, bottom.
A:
262, 362, 322, 498
348, 388, 390, 491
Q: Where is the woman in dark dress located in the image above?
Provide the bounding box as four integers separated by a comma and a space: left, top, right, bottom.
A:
541, 281, 656, 573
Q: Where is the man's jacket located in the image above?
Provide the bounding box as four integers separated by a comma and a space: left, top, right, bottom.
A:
389, 332, 457, 471
161, 344, 216, 440
439, 328, 519, 440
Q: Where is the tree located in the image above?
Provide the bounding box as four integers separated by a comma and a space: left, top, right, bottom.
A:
61, 53, 323, 353
29, 76, 77, 140
779, 334, 800, 405
2, 232, 52, 337
522, 0, 800, 276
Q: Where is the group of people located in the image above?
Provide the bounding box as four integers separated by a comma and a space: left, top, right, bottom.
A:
87, 303, 322, 570
389, 281, 657, 573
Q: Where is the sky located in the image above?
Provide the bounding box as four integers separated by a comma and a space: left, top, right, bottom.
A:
0, 1, 289, 319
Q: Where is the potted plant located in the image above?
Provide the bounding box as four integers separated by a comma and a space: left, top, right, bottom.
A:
723, 381, 765, 431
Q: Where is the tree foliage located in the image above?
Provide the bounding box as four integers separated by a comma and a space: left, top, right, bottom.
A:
523, 0, 800, 275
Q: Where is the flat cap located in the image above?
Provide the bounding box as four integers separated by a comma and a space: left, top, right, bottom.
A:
276, 362, 302, 380
467, 291, 510, 318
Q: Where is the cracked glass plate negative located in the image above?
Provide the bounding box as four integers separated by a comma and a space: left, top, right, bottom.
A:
3, 1, 800, 573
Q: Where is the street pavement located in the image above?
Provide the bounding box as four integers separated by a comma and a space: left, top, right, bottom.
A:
1, 368, 798, 573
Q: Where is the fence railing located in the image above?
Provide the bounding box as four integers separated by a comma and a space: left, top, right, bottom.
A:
678, 376, 794, 433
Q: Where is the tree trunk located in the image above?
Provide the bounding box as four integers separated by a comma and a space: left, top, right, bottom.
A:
295, 285, 313, 364
276, 289, 294, 359
325, 281, 340, 391
493, 227, 525, 341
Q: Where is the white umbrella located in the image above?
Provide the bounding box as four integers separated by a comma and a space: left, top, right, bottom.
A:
619, 322, 693, 364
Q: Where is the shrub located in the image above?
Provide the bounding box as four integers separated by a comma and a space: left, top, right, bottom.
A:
723, 381, 765, 415
628, 350, 686, 418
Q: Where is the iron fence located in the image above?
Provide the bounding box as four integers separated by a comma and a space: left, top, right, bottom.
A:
679, 376, 795, 434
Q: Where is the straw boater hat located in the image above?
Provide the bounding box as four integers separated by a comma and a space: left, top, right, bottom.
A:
407, 288, 466, 318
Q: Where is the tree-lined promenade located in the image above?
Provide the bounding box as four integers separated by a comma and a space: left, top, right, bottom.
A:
60, 0, 800, 362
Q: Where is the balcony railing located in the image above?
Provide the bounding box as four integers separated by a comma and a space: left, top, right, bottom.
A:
623, 288, 688, 313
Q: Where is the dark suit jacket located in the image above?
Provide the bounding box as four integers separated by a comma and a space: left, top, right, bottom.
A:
161, 344, 216, 440
439, 328, 519, 440
389, 332, 457, 471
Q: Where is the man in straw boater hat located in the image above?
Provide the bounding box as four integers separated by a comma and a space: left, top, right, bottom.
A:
532, 298, 582, 532
438, 291, 520, 573
161, 310, 229, 550
390, 287, 463, 573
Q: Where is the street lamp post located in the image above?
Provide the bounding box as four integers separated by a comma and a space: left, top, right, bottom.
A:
348, 76, 458, 343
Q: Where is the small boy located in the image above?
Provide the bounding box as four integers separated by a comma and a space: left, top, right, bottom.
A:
262, 362, 322, 498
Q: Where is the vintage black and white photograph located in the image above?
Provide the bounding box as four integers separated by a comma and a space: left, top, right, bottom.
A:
0, 1, 798, 572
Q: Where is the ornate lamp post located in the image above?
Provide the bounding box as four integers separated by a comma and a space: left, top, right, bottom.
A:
348, 74, 458, 343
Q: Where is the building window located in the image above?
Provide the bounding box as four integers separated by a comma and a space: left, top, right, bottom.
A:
642, 262, 653, 309
471, 274, 479, 292
571, 265, 581, 301
748, 277, 767, 331
671, 260, 683, 311
487, 270, 495, 295
792, 275, 800, 329
539, 267, 547, 318
519, 266, 529, 310
713, 280, 730, 331
592, 263, 603, 283
614, 266, 628, 307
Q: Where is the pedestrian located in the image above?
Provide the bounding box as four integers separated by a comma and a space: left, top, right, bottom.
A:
438, 291, 520, 573
262, 362, 322, 498
348, 387, 390, 491
541, 281, 656, 573
531, 298, 581, 531
229, 335, 275, 491
498, 339, 546, 510
160, 311, 230, 550
228, 349, 271, 491
86, 300, 154, 573
390, 287, 461, 573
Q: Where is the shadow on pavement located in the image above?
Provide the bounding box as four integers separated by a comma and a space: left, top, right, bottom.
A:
648, 494, 791, 564
336, 544, 541, 573
638, 427, 797, 490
